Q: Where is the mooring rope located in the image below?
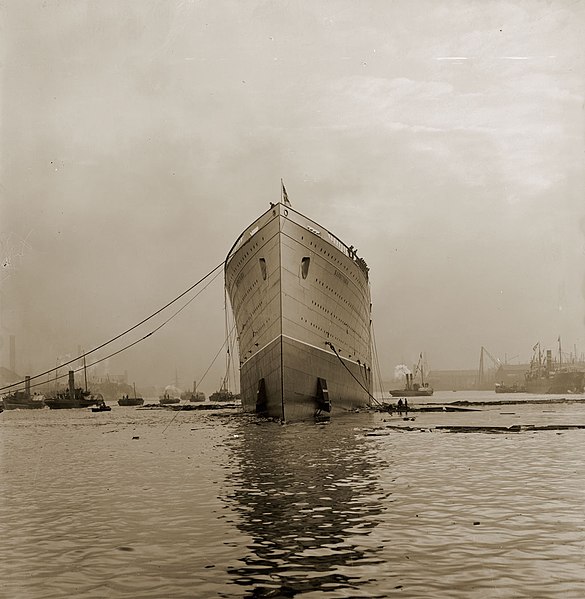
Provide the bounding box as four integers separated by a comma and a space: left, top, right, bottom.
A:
324, 341, 386, 408
0, 260, 225, 393
161, 319, 237, 434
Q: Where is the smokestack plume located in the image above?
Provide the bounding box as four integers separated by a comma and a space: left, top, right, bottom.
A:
394, 364, 412, 380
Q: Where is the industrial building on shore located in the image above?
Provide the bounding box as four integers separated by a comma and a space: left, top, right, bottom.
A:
383, 361, 585, 392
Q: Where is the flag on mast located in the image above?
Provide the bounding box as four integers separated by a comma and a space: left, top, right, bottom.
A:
281, 179, 291, 206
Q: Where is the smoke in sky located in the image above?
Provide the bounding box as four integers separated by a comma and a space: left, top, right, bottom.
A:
394, 364, 412, 380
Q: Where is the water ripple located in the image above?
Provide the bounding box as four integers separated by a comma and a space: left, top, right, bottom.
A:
2, 402, 585, 597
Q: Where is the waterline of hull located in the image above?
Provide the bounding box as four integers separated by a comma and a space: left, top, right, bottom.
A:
240, 335, 371, 420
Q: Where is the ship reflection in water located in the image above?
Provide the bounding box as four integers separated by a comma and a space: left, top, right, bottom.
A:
223, 418, 389, 596
3, 398, 585, 598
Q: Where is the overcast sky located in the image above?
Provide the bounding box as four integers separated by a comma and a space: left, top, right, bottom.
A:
1, 0, 584, 393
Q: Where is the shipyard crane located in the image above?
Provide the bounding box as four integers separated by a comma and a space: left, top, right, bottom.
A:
477, 346, 501, 388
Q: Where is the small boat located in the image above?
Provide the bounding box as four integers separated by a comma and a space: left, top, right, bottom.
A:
209, 386, 239, 403
159, 394, 180, 405
118, 395, 144, 406
2, 377, 45, 409
91, 400, 111, 412
495, 382, 525, 393
181, 381, 205, 402
159, 384, 181, 405
118, 383, 144, 406
182, 391, 206, 402
3, 392, 46, 410
159, 397, 180, 404
389, 353, 434, 397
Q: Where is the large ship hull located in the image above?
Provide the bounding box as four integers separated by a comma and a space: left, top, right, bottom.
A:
524, 371, 584, 394
524, 346, 585, 394
225, 202, 372, 421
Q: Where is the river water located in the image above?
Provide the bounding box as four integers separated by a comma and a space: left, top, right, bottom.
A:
1, 391, 584, 598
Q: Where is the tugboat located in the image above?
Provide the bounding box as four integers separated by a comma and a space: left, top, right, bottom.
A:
495, 382, 525, 393
209, 386, 239, 403
181, 381, 206, 402
389, 353, 434, 397
118, 383, 144, 406
2, 376, 46, 409
91, 399, 112, 412
159, 385, 181, 405
45, 370, 102, 409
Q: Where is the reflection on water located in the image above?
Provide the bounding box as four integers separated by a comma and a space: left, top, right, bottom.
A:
2, 394, 585, 598
222, 419, 390, 597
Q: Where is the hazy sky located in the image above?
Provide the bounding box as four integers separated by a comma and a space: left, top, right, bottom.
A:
1, 0, 584, 393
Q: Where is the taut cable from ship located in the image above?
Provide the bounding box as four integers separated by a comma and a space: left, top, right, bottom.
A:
325, 341, 387, 410
0, 261, 225, 397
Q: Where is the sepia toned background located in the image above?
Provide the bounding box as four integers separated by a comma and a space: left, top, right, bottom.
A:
1, 0, 583, 395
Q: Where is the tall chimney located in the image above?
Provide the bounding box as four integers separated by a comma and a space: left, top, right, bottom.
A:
25, 375, 31, 397
68, 370, 75, 400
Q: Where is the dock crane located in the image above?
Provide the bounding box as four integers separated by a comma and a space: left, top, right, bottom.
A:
477, 346, 501, 388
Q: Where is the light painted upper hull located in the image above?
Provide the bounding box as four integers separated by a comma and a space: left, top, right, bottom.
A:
225, 202, 372, 421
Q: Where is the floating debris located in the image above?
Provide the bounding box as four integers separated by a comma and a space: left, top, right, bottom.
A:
372, 404, 480, 413
449, 397, 585, 406
170, 403, 240, 411
367, 423, 585, 436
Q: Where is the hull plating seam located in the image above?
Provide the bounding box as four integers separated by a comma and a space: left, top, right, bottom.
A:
280, 229, 368, 295
241, 333, 368, 370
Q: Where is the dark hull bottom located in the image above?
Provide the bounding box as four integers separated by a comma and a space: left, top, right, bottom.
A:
525, 384, 584, 394
240, 336, 371, 421
118, 399, 144, 406
45, 401, 96, 409
389, 390, 434, 397
3, 401, 46, 409
525, 372, 585, 394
